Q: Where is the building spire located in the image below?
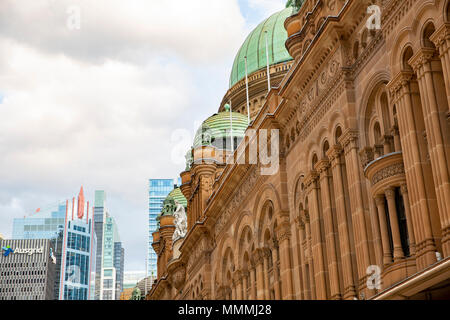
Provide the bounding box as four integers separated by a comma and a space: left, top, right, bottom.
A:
77, 186, 85, 219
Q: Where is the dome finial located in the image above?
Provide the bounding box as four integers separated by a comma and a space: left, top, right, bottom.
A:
224, 103, 230, 112
286, 0, 304, 11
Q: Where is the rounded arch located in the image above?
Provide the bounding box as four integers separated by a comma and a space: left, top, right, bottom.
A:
291, 171, 307, 213
421, 20, 437, 48
358, 70, 391, 147
322, 139, 330, 158
327, 110, 347, 137
390, 27, 414, 74
255, 200, 275, 246
252, 183, 283, 236
221, 246, 235, 285
446, 0, 450, 22
401, 45, 414, 72
234, 212, 254, 244
334, 124, 343, 145
311, 153, 319, 170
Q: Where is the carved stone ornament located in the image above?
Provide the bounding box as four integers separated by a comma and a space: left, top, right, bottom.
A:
372, 163, 405, 185
172, 200, 187, 242
172, 265, 186, 290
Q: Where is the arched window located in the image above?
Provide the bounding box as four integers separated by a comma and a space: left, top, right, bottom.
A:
402, 46, 414, 72
373, 122, 382, 145
335, 126, 343, 145
312, 154, 318, 169
323, 140, 330, 158
422, 22, 436, 49
447, 1, 450, 22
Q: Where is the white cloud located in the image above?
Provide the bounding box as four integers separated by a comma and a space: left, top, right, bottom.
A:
0, 0, 246, 65
0, 0, 283, 272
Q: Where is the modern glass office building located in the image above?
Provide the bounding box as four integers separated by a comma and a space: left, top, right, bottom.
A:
11, 187, 97, 300
0, 239, 57, 300
148, 179, 178, 276
93, 190, 124, 300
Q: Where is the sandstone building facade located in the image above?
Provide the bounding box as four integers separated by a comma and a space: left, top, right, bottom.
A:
149, 0, 450, 300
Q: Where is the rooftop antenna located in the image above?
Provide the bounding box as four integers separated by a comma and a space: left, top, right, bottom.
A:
244, 56, 251, 124
265, 30, 272, 94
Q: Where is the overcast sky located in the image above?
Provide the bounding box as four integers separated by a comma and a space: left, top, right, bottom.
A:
0, 0, 286, 272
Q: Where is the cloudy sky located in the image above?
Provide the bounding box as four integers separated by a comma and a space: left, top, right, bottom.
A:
0, 0, 286, 272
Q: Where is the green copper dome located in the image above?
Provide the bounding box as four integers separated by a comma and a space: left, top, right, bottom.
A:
193, 111, 249, 149
156, 187, 187, 229
229, 6, 295, 88
168, 188, 187, 208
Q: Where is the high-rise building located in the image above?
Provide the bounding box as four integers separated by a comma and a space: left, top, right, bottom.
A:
93, 190, 106, 300
0, 239, 57, 300
147, 179, 177, 276
11, 187, 97, 300
93, 190, 124, 300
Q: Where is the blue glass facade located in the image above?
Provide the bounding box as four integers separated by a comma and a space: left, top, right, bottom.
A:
11, 193, 97, 300
61, 219, 96, 301
148, 179, 177, 276
12, 202, 66, 240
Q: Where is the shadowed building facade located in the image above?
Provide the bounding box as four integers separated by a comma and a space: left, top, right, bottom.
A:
149, 0, 450, 300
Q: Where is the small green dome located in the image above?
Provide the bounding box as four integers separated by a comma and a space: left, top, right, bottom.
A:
168, 188, 187, 208
229, 6, 295, 88
193, 111, 249, 149
156, 187, 187, 229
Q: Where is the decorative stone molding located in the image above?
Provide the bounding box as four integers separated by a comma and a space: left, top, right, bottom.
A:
374, 194, 385, 206
408, 48, 436, 74
339, 129, 359, 154
304, 171, 319, 189
315, 159, 331, 176
359, 147, 374, 169
252, 248, 265, 266
275, 223, 292, 243
171, 265, 186, 291
400, 184, 408, 195
430, 23, 450, 51
326, 145, 343, 164
372, 163, 405, 186
384, 187, 396, 200
214, 168, 259, 237
387, 71, 414, 102
365, 152, 406, 196
186, 237, 208, 272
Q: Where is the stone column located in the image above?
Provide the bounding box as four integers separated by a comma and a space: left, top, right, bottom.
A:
382, 135, 394, 154
271, 245, 281, 300
304, 215, 316, 299
400, 185, 416, 256
234, 271, 242, 300
250, 266, 257, 300
430, 23, 450, 119
253, 250, 265, 300
340, 130, 372, 283
276, 221, 294, 299
296, 214, 310, 299
391, 125, 402, 152
316, 159, 341, 299
305, 171, 328, 299
410, 48, 450, 257
242, 272, 249, 300
385, 188, 405, 260
388, 71, 437, 268
262, 249, 270, 300
375, 195, 392, 265
327, 145, 356, 299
